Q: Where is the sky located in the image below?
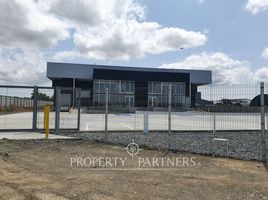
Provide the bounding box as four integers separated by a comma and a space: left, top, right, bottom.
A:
0, 0, 267, 86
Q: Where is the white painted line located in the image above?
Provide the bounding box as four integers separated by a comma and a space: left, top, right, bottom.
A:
120, 123, 134, 130
86, 122, 89, 131
213, 138, 229, 142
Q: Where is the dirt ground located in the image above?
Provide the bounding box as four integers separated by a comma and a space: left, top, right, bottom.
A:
0, 139, 268, 200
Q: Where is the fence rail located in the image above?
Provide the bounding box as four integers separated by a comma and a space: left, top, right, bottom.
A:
0, 86, 80, 132
0, 95, 51, 108
0, 83, 266, 132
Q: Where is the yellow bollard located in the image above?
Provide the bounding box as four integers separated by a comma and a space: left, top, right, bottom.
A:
44, 105, 50, 139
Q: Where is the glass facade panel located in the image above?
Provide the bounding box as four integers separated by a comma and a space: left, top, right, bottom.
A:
93, 80, 187, 108
154, 83, 161, 94
81, 90, 91, 98
121, 81, 134, 93
148, 81, 186, 108
148, 82, 153, 94
162, 83, 169, 94
93, 79, 135, 107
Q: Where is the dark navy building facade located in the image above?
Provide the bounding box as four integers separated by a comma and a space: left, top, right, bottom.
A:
47, 62, 212, 108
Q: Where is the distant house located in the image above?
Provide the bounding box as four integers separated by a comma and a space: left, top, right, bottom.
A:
215, 98, 251, 106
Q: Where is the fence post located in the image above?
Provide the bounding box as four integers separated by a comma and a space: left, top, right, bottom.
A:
32, 86, 38, 132
168, 84, 172, 133
55, 87, 61, 134
260, 82, 266, 162
213, 113, 216, 135
144, 111, 149, 134
168, 83, 172, 149
104, 88, 108, 141
212, 113, 216, 156
77, 88, 81, 131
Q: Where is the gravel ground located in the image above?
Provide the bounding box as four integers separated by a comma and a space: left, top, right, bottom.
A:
0, 139, 268, 200
59, 131, 268, 161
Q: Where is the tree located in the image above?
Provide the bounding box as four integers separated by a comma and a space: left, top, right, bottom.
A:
250, 94, 268, 107
31, 91, 54, 101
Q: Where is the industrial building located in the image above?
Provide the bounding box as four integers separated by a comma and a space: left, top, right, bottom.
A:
47, 62, 212, 108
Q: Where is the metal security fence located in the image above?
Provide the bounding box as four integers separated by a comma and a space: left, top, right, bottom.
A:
0, 95, 33, 108
80, 82, 267, 161
1, 83, 266, 133
0, 85, 80, 132
81, 83, 263, 132
0, 83, 267, 161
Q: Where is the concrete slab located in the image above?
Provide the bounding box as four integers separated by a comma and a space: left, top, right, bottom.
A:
0, 132, 74, 140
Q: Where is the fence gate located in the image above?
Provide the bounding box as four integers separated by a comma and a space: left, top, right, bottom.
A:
0, 85, 81, 133
0, 85, 35, 131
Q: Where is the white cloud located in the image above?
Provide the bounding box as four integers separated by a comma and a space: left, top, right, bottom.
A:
0, 0, 69, 48
48, 0, 207, 61
0, 49, 48, 85
0, 0, 208, 84
160, 52, 253, 84
262, 48, 268, 59
69, 21, 207, 61
45, 0, 146, 26
253, 67, 268, 82
245, 0, 268, 14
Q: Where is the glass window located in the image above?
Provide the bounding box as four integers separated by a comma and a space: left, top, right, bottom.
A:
147, 81, 186, 108
94, 80, 134, 94
162, 83, 169, 94
175, 84, 180, 95
81, 90, 91, 98
130, 82, 135, 93
110, 81, 117, 93
125, 96, 134, 107
105, 81, 111, 93
180, 84, 185, 95
99, 81, 105, 93
94, 80, 100, 93
121, 81, 134, 93
154, 83, 161, 94
148, 82, 153, 94
121, 81, 127, 93
171, 84, 176, 94
161, 96, 168, 107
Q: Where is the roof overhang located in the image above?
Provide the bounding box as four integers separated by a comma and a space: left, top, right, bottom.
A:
47, 62, 212, 85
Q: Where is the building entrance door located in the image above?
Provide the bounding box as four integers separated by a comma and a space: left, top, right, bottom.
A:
125, 96, 134, 107
148, 96, 158, 107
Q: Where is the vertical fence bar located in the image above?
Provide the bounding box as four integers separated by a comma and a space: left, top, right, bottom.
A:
105, 88, 108, 140
144, 112, 149, 134
32, 86, 38, 132
168, 84, 172, 134
260, 82, 266, 161
212, 113, 216, 156
168, 83, 172, 149
189, 81, 191, 108
213, 113, 216, 135
55, 87, 61, 134
77, 88, 81, 131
